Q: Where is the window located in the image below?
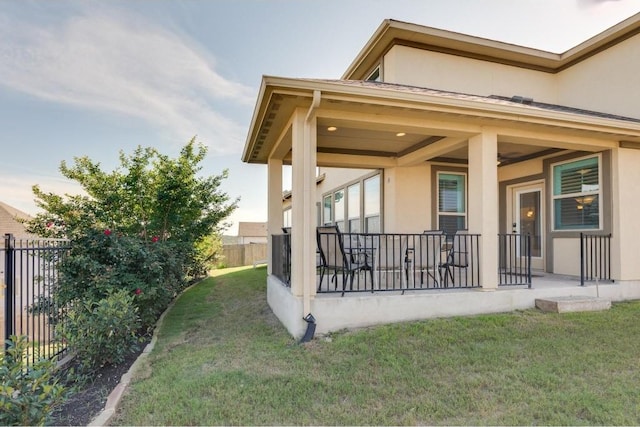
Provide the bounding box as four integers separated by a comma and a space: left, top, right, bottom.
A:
347, 183, 361, 232
552, 155, 600, 230
322, 195, 332, 225
366, 66, 381, 82
364, 175, 381, 232
283, 208, 292, 227
322, 173, 381, 233
438, 172, 466, 235
334, 189, 345, 231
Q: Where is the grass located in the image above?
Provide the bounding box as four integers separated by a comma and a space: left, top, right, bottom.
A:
112, 266, 640, 425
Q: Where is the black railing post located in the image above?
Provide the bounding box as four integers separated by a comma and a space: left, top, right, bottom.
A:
580, 232, 585, 286
527, 233, 532, 288
607, 233, 612, 283
4, 233, 14, 351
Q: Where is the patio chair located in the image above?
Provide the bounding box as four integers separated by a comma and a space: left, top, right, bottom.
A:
316, 225, 367, 296
440, 229, 469, 287
409, 230, 445, 288
373, 234, 408, 291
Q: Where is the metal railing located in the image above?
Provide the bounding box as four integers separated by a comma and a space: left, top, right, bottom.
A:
498, 234, 532, 287
580, 233, 612, 286
271, 233, 291, 287
273, 231, 545, 293
315, 231, 481, 294
2, 234, 71, 367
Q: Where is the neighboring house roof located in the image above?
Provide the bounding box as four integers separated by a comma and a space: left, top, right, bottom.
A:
343, 14, 640, 79
0, 201, 35, 238
237, 222, 267, 238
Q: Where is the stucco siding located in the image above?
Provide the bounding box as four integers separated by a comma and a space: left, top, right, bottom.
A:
383, 165, 431, 233
553, 238, 581, 276
383, 45, 558, 103
558, 33, 640, 119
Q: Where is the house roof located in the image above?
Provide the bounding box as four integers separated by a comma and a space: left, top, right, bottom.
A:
243, 76, 640, 166
343, 14, 640, 79
237, 222, 267, 237
313, 79, 640, 123
0, 201, 35, 238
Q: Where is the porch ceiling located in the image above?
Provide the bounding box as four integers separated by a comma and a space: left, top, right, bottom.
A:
243, 77, 640, 168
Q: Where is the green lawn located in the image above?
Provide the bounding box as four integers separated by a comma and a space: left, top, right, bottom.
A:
111, 266, 640, 425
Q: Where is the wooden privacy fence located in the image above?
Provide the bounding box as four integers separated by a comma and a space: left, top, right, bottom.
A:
222, 243, 267, 267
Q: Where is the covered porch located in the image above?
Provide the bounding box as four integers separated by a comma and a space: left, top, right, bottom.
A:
243, 77, 640, 338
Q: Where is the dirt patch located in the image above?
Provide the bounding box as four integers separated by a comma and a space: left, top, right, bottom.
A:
49, 338, 149, 426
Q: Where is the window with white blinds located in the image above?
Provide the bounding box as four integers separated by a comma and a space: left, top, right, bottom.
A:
437, 172, 466, 234
552, 155, 600, 230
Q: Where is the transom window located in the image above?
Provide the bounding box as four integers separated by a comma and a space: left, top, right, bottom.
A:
437, 172, 466, 235
552, 155, 601, 230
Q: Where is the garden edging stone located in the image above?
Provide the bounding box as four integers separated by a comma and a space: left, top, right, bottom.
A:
88, 280, 201, 426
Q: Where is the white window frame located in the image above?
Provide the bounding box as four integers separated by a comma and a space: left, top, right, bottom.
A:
283, 208, 292, 228
321, 172, 382, 233
322, 195, 333, 225
366, 64, 382, 82
551, 154, 602, 232
437, 171, 467, 232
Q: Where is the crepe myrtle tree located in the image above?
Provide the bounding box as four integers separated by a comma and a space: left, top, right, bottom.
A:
27, 138, 237, 244
23, 139, 237, 333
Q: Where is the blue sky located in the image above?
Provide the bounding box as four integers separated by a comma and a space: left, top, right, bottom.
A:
1, 0, 639, 235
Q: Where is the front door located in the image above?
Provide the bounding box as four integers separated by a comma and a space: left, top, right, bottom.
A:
508, 182, 545, 271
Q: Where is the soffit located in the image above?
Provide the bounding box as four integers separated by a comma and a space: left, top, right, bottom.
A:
243, 78, 640, 166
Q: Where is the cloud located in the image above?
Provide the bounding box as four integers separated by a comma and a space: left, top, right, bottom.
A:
0, 6, 254, 154
577, 0, 623, 8
0, 172, 84, 216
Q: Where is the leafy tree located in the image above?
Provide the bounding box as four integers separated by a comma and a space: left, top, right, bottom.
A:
24, 139, 238, 334
27, 139, 237, 247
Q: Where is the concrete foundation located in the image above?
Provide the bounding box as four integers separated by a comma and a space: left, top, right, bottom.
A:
268, 276, 640, 339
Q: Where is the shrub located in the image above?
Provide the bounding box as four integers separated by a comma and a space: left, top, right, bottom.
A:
58, 230, 187, 330
0, 335, 66, 426
58, 289, 141, 372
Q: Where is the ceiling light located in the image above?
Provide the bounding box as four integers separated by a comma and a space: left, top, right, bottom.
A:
396, 132, 406, 137
327, 126, 337, 132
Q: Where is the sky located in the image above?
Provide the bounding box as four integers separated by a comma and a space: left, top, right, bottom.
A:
1, 0, 639, 235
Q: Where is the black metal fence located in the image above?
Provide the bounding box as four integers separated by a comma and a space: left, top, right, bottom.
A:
498, 234, 532, 287
580, 233, 612, 286
2, 234, 71, 367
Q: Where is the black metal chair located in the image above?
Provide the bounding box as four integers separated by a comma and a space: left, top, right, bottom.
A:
410, 230, 445, 288
316, 225, 367, 296
373, 234, 408, 291
440, 229, 469, 287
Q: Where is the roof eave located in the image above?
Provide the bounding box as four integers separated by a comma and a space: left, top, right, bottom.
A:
342, 14, 640, 79
243, 78, 640, 165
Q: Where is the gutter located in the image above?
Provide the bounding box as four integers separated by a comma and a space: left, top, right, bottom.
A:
299, 90, 321, 343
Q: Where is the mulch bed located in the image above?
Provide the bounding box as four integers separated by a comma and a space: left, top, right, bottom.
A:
49, 338, 150, 426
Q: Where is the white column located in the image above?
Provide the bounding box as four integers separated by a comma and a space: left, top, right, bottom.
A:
267, 157, 283, 276
611, 146, 640, 280
468, 131, 499, 290
290, 108, 317, 306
